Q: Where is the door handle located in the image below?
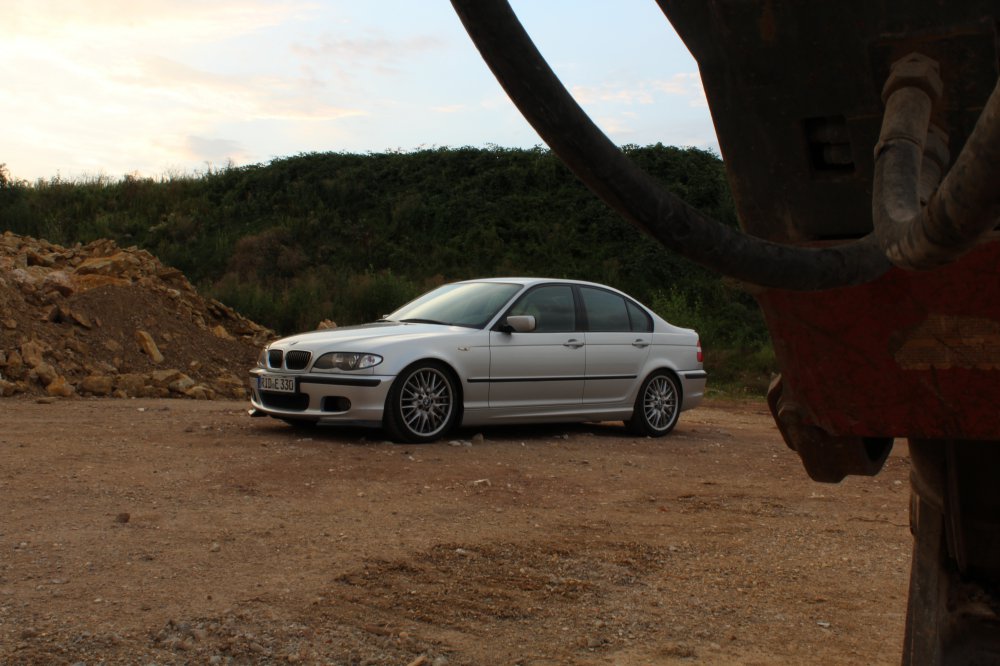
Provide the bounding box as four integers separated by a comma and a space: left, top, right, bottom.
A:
632, 339, 650, 348
564, 339, 585, 349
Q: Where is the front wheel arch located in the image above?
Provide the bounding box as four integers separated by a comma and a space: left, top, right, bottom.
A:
626, 369, 682, 437
383, 360, 463, 443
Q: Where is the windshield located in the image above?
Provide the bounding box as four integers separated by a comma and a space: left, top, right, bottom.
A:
387, 282, 523, 329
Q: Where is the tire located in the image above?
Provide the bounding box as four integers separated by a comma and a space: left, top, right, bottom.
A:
384, 362, 459, 443
626, 371, 680, 437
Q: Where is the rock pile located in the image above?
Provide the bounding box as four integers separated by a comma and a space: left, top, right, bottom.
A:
0, 231, 275, 400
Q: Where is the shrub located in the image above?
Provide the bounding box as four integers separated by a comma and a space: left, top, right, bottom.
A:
650, 285, 775, 397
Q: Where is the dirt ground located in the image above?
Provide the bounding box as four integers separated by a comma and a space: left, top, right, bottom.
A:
0, 397, 912, 665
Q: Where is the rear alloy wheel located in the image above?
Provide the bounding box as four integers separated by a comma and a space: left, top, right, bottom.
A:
627, 371, 680, 437
385, 362, 458, 443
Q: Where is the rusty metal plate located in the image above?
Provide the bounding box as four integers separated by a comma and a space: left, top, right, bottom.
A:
758, 241, 1000, 440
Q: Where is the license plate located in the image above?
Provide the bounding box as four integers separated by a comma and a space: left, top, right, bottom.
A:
258, 374, 296, 393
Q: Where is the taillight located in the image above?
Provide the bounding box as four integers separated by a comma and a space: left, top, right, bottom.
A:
696, 338, 703, 363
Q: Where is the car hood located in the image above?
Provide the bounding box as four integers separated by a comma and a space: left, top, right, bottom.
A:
269, 321, 476, 351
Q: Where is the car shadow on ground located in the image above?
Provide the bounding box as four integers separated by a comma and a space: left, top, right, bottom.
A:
252, 415, 638, 446
452, 420, 635, 442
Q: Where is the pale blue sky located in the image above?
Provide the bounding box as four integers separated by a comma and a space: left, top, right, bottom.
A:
1, 1, 717, 181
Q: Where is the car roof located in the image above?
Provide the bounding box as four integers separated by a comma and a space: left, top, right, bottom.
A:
459, 277, 620, 290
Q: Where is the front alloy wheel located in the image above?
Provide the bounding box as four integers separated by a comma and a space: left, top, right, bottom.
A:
385, 362, 458, 442
627, 371, 680, 437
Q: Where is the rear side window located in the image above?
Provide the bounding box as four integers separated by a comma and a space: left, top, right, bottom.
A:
580, 287, 631, 332
625, 300, 653, 332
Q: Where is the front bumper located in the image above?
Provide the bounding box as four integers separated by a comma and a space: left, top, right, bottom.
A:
248, 367, 394, 426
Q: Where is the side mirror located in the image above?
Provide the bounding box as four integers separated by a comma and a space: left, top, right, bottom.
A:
504, 315, 536, 333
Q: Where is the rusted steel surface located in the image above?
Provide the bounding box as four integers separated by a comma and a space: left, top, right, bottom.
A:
661, 0, 1000, 454
661, 0, 999, 243
758, 241, 1000, 441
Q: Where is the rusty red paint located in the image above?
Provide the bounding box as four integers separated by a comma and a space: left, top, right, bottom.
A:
757, 241, 1000, 440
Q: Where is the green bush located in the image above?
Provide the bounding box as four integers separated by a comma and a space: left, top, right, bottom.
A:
702, 345, 776, 397
650, 284, 774, 397
341, 270, 422, 323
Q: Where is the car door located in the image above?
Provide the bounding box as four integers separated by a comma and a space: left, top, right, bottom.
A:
580, 286, 652, 404
488, 284, 585, 409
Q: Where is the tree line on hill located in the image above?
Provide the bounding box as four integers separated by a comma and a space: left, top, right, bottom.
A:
0, 145, 773, 392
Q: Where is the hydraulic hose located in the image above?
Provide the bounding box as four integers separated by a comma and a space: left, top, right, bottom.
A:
450, 0, 892, 291
873, 54, 1000, 270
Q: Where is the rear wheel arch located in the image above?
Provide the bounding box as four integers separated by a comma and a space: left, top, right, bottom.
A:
633, 364, 685, 402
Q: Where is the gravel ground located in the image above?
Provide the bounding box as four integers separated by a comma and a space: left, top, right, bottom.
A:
0, 397, 911, 665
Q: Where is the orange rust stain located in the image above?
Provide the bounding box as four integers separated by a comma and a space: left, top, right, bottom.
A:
893, 315, 1000, 370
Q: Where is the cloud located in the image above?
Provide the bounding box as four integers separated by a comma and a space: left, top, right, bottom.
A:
184, 136, 247, 165
0, 2, 719, 180
0, 1, 308, 44
571, 73, 707, 108
572, 85, 654, 106
593, 115, 635, 136
289, 32, 447, 94
292, 33, 444, 75
651, 74, 708, 108
0, 2, 375, 179
121, 55, 367, 122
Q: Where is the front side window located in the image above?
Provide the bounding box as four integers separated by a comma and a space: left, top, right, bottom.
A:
507, 285, 576, 332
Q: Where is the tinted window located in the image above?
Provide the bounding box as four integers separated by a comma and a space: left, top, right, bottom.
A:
626, 300, 653, 332
508, 285, 576, 332
580, 287, 630, 332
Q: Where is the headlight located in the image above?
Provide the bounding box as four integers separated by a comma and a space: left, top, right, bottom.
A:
257, 349, 267, 367
312, 352, 383, 372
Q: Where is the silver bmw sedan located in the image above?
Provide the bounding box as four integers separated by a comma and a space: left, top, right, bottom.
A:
249, 277, 706, 442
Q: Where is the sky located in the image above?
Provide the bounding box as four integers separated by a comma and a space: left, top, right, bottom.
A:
1, 0, 718, 182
